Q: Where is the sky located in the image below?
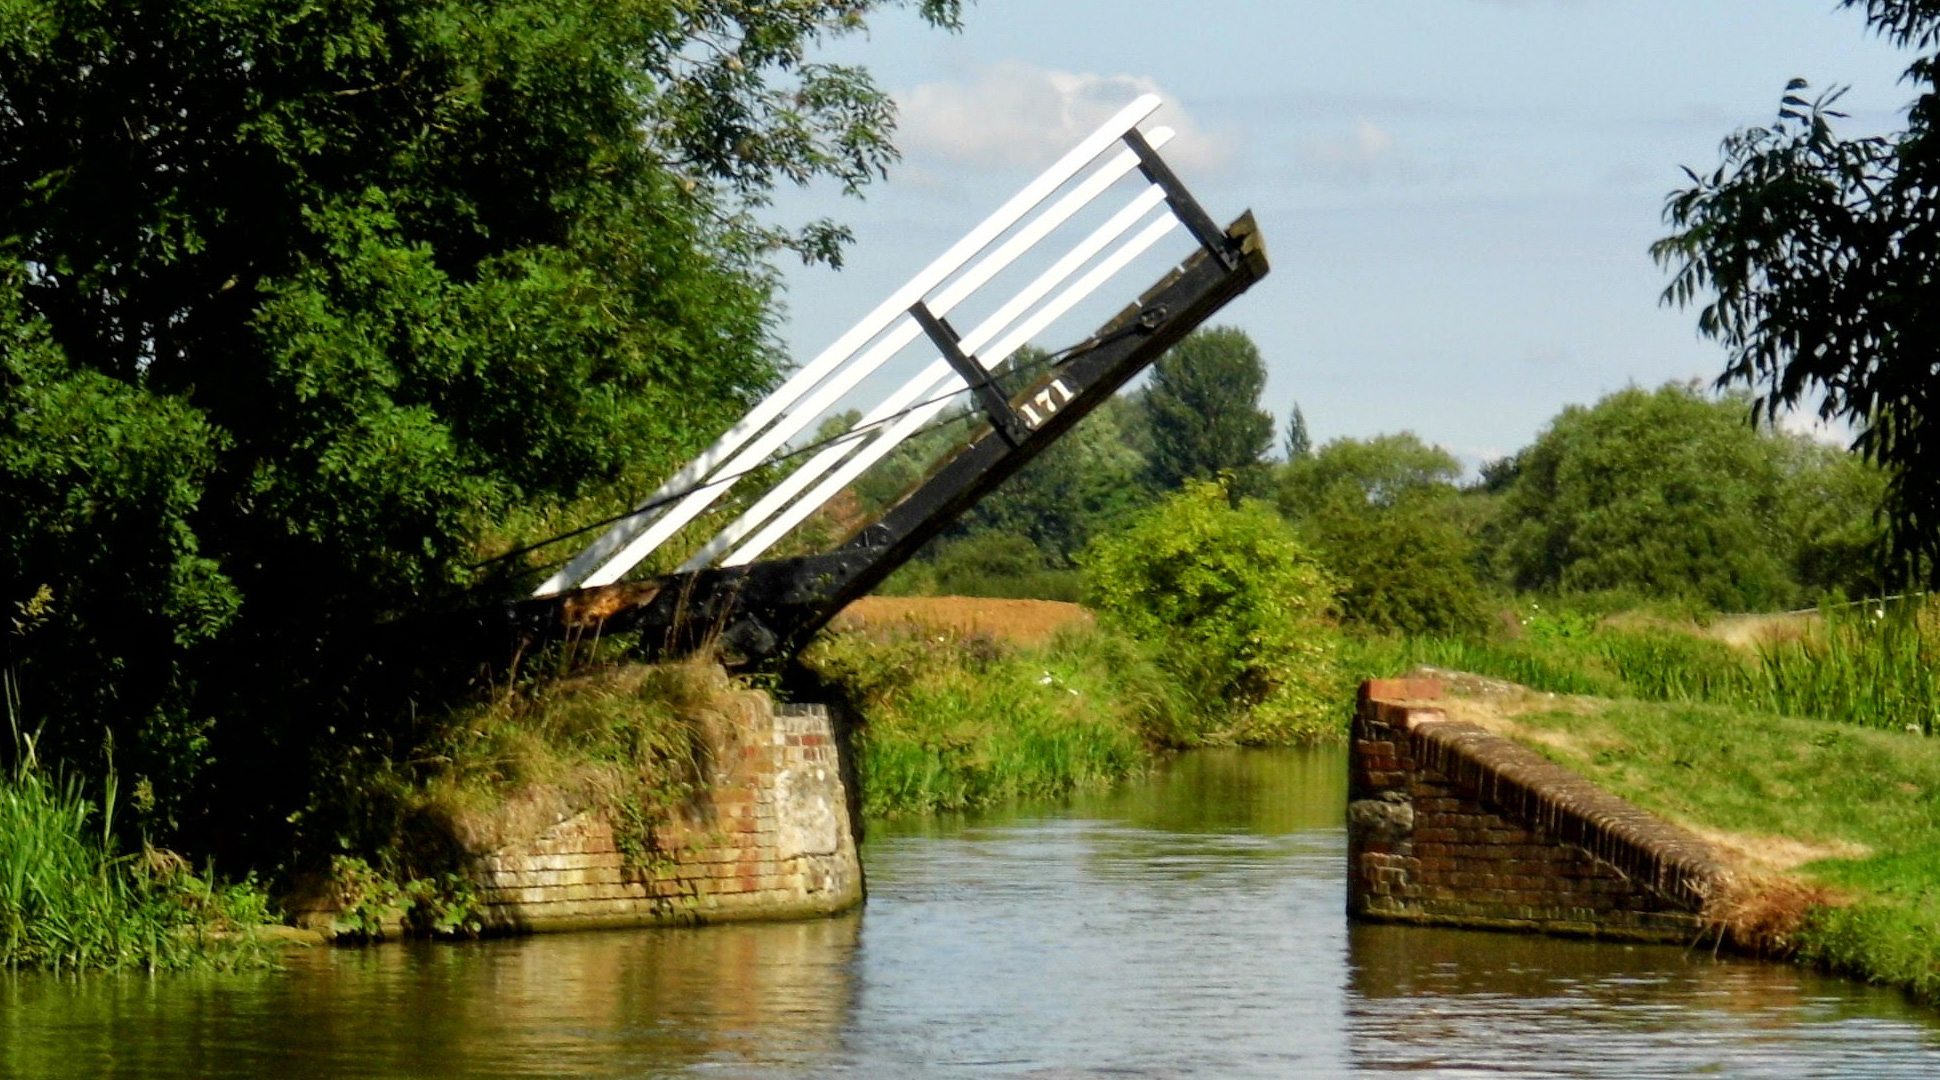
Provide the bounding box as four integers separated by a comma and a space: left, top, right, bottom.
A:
759, 0, 1922, 472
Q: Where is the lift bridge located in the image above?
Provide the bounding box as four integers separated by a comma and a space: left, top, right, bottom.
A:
496, 95, 1268, 667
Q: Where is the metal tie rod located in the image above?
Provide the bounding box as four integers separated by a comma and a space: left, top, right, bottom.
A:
533, 94, 1163, 596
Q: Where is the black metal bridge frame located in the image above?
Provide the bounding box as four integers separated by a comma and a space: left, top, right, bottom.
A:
501, 210, 1269, 668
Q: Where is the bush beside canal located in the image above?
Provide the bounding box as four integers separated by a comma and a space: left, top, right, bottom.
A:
799, 626, 1177, 818
796, 482, 1355, 819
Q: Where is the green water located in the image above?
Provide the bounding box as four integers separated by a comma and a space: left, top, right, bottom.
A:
3, 748, 1936, 1077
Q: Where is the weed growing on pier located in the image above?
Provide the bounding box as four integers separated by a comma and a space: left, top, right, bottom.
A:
325, 659, 725, 892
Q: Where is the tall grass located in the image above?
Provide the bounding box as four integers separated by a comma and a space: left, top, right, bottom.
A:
0, 678, 274, 973
801, 626, 1184, 817
1347, 600, 1940, 735
1749, 611, 1939, 734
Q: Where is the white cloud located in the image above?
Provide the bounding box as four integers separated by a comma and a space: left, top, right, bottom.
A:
1299, 118, 1399, 182
894, 59, 1232, 172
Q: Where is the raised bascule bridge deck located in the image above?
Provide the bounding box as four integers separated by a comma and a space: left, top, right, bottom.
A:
477, 94, 1269, 670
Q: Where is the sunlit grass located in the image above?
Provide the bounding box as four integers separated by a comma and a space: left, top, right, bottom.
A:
1344, 599, 1940, 735
1414, 689, 1940, 1006
0, 754, 274, 973
800, 626, 1187, 818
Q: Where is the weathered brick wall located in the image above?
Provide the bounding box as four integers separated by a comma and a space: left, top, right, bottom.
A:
291, 691, 862, 936
469, 701, 861, 932
1348, 678, 1730, 942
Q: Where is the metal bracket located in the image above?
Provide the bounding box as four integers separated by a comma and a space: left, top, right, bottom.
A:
1123, 128, 1238, 270
910, 301, 1034, 446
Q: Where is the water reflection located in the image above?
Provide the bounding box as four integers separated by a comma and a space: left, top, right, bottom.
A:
2, 748, 1937, 1079
1348, 922, 1940, 1077
0, 915, 860, 1079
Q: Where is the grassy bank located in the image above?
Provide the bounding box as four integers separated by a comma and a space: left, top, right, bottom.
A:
1403, 678, 1940, 1005
799, 626, 1189, 818
1345, 600, 1940, 735
0, 756, 274, 973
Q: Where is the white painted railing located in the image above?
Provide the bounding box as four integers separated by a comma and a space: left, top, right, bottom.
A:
537, 93, 1192, 595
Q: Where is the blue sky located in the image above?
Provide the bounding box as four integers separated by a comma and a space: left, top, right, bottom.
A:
764, 1, 1919, 469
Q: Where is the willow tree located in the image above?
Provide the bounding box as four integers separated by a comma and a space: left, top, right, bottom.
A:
1654, 0, 1939, 582
0, 0, 961, 838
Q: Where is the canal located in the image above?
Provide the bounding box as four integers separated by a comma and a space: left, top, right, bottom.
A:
4, 748, 1937, 1077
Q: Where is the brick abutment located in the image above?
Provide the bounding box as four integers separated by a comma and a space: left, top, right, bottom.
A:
295, 692, 862, 935
1348, 678, 1732, 942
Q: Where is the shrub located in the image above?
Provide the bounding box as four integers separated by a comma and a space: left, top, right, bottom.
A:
1300, 494, 1491, 636
800, 626, 1176, 816
1082, 481, 1343, 743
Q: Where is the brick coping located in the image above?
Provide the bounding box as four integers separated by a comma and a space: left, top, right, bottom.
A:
1354, 678, 1736, 937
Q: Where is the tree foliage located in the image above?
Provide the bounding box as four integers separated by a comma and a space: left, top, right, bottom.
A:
1139, 326, 1274, 494
1276, 432, 1462, 513
949, 394, 1150, 567
0, 0, 957, 836
1491, 384, 1806, 610
857, 365, 1154, 597
1277, 434, 1490, 636
1654, 0, 1940, 579
1082, 481, 1340, 744
1777, 438, 1895, 600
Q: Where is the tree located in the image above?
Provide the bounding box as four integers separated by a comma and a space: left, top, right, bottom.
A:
853, 356, 1154, 592
1140, 326, 1275, 493
1491, 384, 1800, 611
947, 394, 1150, 567
1777, 439, 1895, 600
0, 0, 960, 839
1275, 432, 1462, 515
1284, 403, 1312, 462
1276, 434, 1489, 636
1653, 0, 1940, 581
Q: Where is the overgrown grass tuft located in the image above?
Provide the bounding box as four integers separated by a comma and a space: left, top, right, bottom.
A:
1793, 849, 1940, 1005
801, 626, 1188, 817
0, 752, 274, 973
322, 660, 728, 889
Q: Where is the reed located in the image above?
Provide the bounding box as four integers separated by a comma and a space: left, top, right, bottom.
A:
801, 626, 1182, 817
1747, 608, 1939, 734
0, 678, 274, 973
1350, 599, 1940, 735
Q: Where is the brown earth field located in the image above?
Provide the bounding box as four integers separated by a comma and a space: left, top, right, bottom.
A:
833, 596, 1094, 645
